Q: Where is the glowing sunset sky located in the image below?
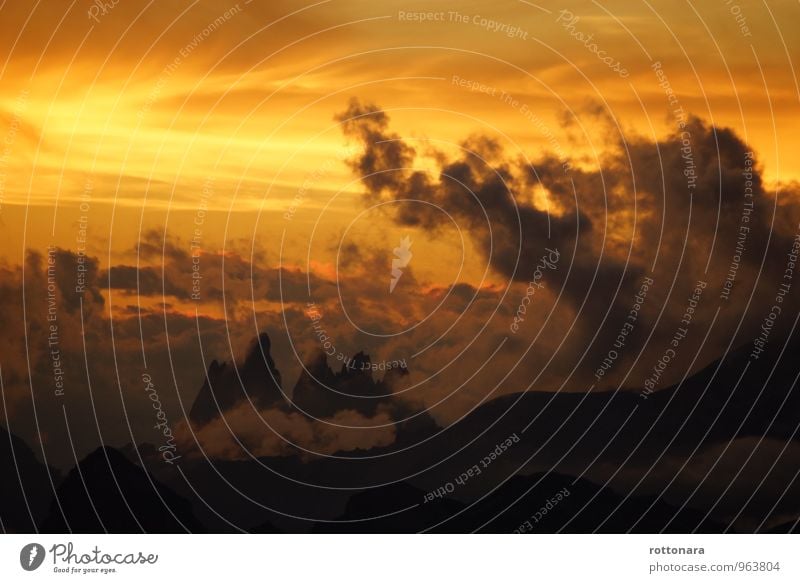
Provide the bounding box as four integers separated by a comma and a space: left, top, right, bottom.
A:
2, 0, 800, 462
1, 0, 798, 265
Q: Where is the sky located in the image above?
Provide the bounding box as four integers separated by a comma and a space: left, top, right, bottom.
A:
1, 0, 799, 468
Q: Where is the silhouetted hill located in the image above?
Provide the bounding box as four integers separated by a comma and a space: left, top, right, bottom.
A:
767, 519, 799, 533
40, 446, 203, 533
309, 473, 725, 533
188, 332, 427, 431
189, 328, 800, 465
449, 333, 800, 470
190, 332, 284, 426
451, 473, 726, 533
292, 350, 405, 418
252, 520, 282, 533
0, 426, 59, 533
313, 482, 465, 533
23, 326, 798, 533
170, 328, 800, 532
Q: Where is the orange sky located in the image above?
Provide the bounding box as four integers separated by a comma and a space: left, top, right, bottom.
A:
0, 0, 798, 276
3, 0, 800, 469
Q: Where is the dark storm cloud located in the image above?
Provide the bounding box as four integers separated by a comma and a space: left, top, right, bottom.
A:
334, 98, 416, 200
106, 264, 191, 300
335, 99, 800, 393
335, 99, 643, 334
336, 99, 798, 276
103, 229, 336, 305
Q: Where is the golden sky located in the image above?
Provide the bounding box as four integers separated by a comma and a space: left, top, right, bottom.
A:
2, 0, 800, 474
1, 0, 798, 267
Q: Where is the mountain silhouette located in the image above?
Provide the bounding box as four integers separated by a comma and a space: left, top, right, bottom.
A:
310, 473, 725, 533
313, 481, 464, 533
172, 328, 800, 532
40, 446, 203, 533
13, 324, 798, 533
446, 332, 800, 473
188, 331, 420, 427
451, 472, 726, 533
0, 426, 59, 533
189, 332, 284, 426
189, 327, 800, 460
767, 519, 799, 533
292, 349, 405, 417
